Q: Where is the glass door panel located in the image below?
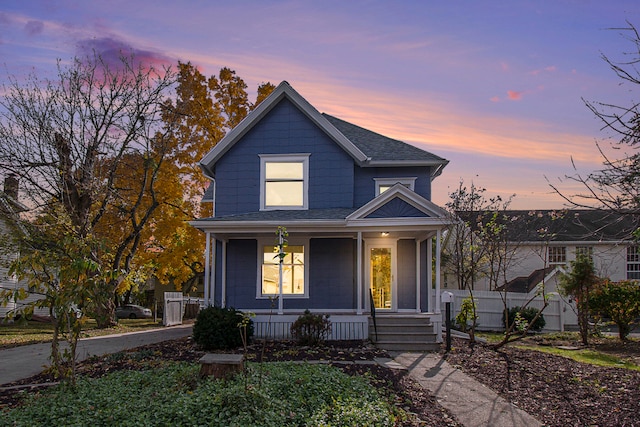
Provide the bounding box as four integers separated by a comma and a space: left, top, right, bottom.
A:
370, 247, 392, 309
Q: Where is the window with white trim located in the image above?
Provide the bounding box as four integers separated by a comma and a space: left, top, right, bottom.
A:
575, 246, 593, 262
259, 239, 308, 297
374, 177, 416, 196
548, 246, 566, 265
627, 246, 640, 280
260, 154, 309, 210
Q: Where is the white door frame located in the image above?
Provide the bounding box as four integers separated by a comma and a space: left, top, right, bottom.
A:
365, 239, 397, 312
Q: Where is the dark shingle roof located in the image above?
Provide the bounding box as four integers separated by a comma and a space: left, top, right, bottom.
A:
322, 114, 447, 164
194, 208, 356, 223
458, 209, 640, 242
498, 267, 556, 293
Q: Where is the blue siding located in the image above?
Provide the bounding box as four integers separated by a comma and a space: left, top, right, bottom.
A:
365, 198, 428, 218
397, 239, 417, 310
420, 240, 429, 312
221, 238, 356, 311
353, 166, 432, 208
214, 99, 355, 216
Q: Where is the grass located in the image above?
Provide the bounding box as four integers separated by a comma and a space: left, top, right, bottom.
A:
0, 319, 163, 349
0, 362, 398, 427
524, 346, 640, 371
475, 331, 640, 371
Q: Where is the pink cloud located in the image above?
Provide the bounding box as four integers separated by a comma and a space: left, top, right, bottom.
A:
507, 90, 523, 100
490, 96, 500, 103
529, 65, 557, 76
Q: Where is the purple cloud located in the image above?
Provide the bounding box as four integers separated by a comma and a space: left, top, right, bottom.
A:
75, 37, 174, 72
24, 20, 44, 36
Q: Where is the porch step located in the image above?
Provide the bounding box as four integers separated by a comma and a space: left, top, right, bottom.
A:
369, 315, 439, 352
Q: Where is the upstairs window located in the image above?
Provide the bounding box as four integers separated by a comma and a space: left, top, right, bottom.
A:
575, 246, 593, 262
260, 154, 309, 210
374, 177, 416, 196
548, 246, 566, 265
627, 246, 640, 280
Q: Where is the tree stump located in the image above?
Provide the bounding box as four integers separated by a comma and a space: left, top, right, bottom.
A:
198, 353, 244, 379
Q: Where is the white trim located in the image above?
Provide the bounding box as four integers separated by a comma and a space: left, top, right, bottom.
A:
374, 177, 416, 195
347, 183, 449, 221
204, 232, 211, 306
256, 236, 310, 299
221, 239, 227, 307
259, 154, 310, 211
435, 229, 442, 314
357, 231, 363, 315
210, 237, 217, 306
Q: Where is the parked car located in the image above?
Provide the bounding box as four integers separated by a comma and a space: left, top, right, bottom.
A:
116, 304, 152, 319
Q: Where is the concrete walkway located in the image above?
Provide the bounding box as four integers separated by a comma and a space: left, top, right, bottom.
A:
388, 352, 542, 427
0, 323, 193, 386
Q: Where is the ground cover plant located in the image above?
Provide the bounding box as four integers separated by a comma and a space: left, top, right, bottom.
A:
0, 360, 396, 426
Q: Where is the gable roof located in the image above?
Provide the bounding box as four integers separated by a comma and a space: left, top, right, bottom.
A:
458, 209, 640, 243
497, 267, 560, 293
199, 81, 448, 178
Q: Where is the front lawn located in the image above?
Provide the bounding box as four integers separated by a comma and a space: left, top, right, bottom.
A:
0, 362, 397, 427
0, 319, 163, 348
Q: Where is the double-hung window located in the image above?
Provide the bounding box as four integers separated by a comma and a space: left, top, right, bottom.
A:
259, 239, 307, 297
548, 246, 566, 265
260, 154, 309, 210
627, 246, 640, 280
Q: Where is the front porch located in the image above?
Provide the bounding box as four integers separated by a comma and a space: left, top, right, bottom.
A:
249, 311, 443, 351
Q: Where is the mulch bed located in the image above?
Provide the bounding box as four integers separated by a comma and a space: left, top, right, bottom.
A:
445, 336, 640, 427
2, 335, 640, 426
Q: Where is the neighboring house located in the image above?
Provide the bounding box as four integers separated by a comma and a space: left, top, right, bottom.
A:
0, 174, 29, 318
447, 209, 640, 294
191, 81, 451, 350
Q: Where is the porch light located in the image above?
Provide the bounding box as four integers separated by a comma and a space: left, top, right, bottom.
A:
381, 232, 389, 237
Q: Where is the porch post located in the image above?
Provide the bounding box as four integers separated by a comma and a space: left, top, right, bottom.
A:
435, 229, 442, 314
427, 237, 433, 312
204, 232, 211, 307
357, 232, 363, 315
221, 239, 227, 308
210, 237, 216, 307
415, 239, 421, 313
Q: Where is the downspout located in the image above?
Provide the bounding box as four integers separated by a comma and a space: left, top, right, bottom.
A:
221, 239, 227, 308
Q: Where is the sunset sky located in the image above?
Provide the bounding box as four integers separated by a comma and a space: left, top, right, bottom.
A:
1, 1, 639, 209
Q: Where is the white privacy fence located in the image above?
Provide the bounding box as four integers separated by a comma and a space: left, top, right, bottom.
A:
434, 289, 578, 332
162, 293, 204, 326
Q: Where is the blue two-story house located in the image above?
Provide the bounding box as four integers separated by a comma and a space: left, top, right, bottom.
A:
191, 81, 451, 350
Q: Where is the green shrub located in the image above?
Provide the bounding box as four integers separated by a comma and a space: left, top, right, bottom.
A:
192, 306, 253, 350
290, 309, 331, 346
589, 279, 640, 341
455, 296, 478, 333
503, 306, 546, 332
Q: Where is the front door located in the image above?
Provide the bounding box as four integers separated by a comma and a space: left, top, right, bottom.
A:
368, 242, 396, 311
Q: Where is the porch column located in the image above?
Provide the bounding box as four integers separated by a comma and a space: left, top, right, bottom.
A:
204, 232, 211, 306
210, 236, 217, 307
435, 229, 442, 314
357, 232, 363, 315
427, 236, 433, 312
415, 240, 421, 313
221, 239, 227, 308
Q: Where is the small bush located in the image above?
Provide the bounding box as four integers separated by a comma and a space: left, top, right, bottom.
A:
193, 306, 253, 350
503, 306, 546, 332
290, 309, 331, 346
455, 296, 478, 333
